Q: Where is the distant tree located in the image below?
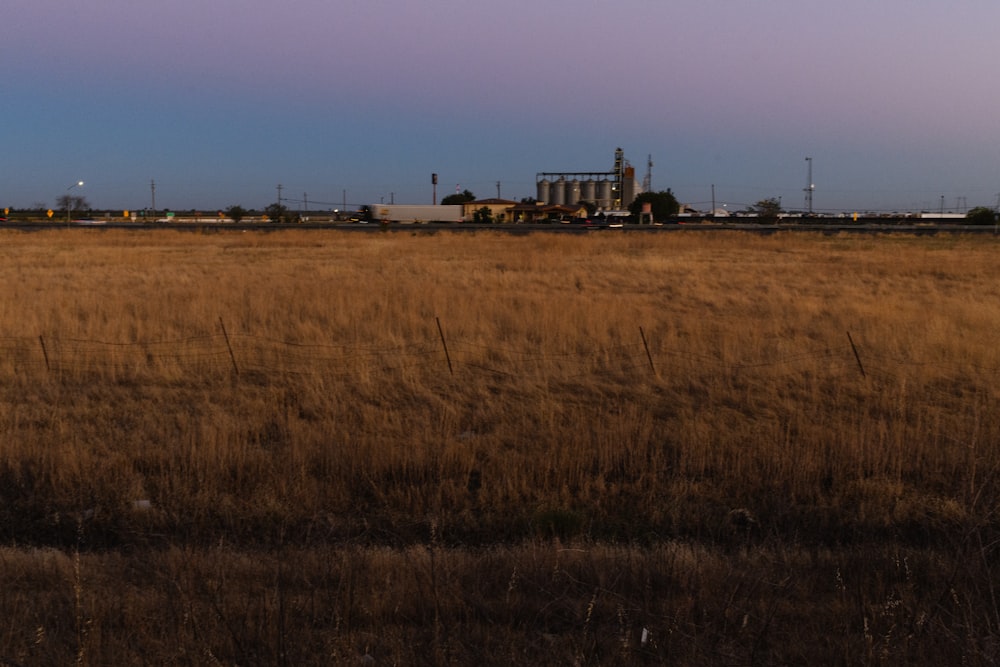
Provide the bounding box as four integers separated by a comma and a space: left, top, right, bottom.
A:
225, 205, 248, 224
473, 206, 494, 223
264, 204, 300, 222
441, 190, 475, 206
56, 194, 89, 216
264, 202, 289, 223
750, 197, 783, 222
520, 196, 538, 204
966, 206, 998, 225
628, 190, 679, 221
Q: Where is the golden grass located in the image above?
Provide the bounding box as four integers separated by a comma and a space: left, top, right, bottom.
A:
0, 228, 999, 663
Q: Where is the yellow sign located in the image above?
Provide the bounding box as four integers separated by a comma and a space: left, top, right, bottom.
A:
3, 208, 8, 215
123, 210, 129, 218
47, 209, 54, 218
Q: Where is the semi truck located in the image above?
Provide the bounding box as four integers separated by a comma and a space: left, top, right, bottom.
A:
368, 204, 464, 224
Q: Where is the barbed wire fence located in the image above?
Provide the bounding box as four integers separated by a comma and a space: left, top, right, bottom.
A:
1, 321, 997, 406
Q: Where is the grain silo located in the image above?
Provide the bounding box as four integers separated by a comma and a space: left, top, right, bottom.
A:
581, 179, 596, 204
597, 179, 613, 209
566, 179, 581, 206
551, 177, 566, 206
621, 166, 636, 209
536, 178, 550, 204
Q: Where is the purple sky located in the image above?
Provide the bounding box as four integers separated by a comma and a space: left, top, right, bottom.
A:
5, 0, 1000, 213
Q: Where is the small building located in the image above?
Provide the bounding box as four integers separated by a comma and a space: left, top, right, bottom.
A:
462, 198, 519, 223
505, 202, 588, 223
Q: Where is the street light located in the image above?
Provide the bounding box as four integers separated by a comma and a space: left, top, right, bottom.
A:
66, 180, 84, 222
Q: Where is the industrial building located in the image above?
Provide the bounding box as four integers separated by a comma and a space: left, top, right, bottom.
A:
535, 147, 641, 211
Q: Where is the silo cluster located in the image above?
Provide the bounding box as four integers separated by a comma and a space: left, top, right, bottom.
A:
536, 176, 618, 209
535, 148, 636, 211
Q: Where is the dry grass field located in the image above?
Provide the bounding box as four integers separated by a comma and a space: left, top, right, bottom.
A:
0, 228, 998, 665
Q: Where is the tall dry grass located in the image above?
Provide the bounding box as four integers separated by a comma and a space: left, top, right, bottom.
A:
0, 228, 999, 663
0, 540, 996, 664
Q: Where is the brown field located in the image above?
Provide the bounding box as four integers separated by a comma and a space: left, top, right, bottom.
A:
0, 228, 998, 665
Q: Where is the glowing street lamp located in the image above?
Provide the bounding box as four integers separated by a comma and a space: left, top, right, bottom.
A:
66, 180, 84, 222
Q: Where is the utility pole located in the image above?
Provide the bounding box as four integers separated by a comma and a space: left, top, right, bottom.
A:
496, 181, 501, 199
711, 184, 716, 216
277, 184, 283, 207
304, 192, 308, 213
150, 179, 156, 216
804, 157, 814, 215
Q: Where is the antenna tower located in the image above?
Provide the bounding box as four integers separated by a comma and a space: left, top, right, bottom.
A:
642, 155, 653, 193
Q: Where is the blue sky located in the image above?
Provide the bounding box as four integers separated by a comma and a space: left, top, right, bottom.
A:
4, 0, 1000, 213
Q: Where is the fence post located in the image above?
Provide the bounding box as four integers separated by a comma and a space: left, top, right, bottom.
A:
38, 335, 50, 372
219, 317, 240, 376
639, 326, 656, 375
846, 331, 866, 378
436, 317, 453, 376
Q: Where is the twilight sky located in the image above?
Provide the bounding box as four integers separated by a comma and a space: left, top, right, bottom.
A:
4, 0, 999, 213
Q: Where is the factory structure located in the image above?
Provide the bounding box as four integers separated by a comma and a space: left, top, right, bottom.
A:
365, 148, 646, 223
535, 147, 640, 211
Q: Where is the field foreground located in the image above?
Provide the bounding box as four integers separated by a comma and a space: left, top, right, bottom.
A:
0, 229, 998, 664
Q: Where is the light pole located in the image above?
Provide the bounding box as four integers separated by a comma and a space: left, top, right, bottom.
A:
66, 181, 84, 222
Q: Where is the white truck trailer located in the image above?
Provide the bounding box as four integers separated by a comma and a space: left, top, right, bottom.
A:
370, 205, 464, 224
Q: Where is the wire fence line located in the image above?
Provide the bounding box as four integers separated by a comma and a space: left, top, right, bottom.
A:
0, 328, 996, 402
1, 332, 842, 377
